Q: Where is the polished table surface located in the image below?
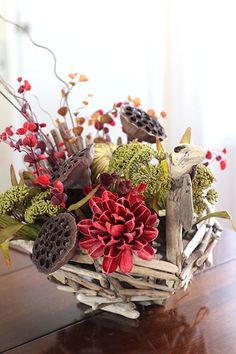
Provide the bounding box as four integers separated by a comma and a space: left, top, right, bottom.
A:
1, 228, 236, 354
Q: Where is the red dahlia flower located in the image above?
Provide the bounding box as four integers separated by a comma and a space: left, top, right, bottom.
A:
77, 190, 158, 274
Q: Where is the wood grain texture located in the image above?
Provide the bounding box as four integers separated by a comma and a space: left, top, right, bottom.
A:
0, 266, 86, 353
4, 258, 236, 354
0, 249, 32, 276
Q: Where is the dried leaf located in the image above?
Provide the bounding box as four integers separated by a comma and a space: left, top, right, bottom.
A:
0, 240, 11, 267
76, 117, 86, 125
79, 74, 88, 82
10, 164, 18, 186
133, 97, 141, 107
73, 126, 84, 136
156, 138, 168, 174
91, 112, 100, 121
147, 109, 157, 119
196, 211, 236, 231
61, 89, 67, 98
58, 107, 68, 117
68, 185, 100, 212
82, 100, 89, 106
180, 127, 191, 144
68, 73, 78, 79
101, 114, 113, 124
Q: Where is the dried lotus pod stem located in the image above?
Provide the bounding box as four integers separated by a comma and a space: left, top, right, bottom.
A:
32, 213, 77, 274
50, 128, 63, 148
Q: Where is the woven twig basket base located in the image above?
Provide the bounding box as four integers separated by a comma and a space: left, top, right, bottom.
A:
13, 216, 222, 319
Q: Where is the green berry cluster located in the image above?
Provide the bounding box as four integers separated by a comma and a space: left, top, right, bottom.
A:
0, 185, 29, 215
192, 164, 218, 215
24, 191, 60, 224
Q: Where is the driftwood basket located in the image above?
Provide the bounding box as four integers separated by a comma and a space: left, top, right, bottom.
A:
13, 212, 222, 320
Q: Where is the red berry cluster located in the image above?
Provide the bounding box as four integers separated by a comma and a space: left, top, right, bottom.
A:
17, 77, 31, 94
205, 148, 227, 170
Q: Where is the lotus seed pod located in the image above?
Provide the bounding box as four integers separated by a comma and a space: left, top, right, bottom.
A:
120, 105, 167, 143
32, 213, 77, 274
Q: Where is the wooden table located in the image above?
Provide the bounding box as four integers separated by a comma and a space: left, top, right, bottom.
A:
1, 228, 236, 354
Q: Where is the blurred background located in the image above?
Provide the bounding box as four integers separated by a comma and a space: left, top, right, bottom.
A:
0, 0, 236, 220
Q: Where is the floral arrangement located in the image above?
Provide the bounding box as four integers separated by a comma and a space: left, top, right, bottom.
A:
0, 16, 233, 318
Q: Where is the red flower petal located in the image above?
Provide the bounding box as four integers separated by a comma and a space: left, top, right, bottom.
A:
106, 223, 125, 238
119, 248, 133, 273
89, 197, 103, 214
142, 227, 158, 242
78, 219, 93, 235
102, 256, 119, 273
79, 236, 96, 250
88, 241, 105, 258
135, 244, 155, 260
147, 213, 158, 227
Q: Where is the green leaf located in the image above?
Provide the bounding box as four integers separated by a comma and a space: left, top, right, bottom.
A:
0, 240, 11, 267
180, 127, 191, 144
68, 185, 100, 212
10, 164, 18, 186
0, 215, 39, 241
0, 223, 24, 244
196, 210, 236, 231
19, 171, 35, 185
156, 138, 168, 174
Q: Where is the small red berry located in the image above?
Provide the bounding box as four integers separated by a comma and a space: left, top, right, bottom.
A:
53, 180, 64, 193
115, 102, 122, 108
220, 160, 226, 170
5, 126, 14, 136
39, 123, 47, 128
1, 132, 7, 141
17, 77, 22, 82
34, 174, 51, 187
205, 150, 212, 160
23, 80, 31, 91
222, 148, 227, 154
216, 155, 222, 161
23, 134, 37, 147
160, 111, 167, 118
16, 127, 27, 135
95, 120, 103, 130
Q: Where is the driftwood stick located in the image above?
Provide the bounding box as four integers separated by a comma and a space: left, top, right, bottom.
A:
198, 226, 213, 253
166, 178, 184, 266
130, 265, 178, 281
57, 285, 75, 293
61, 263, 105, 281
71, 253, 94, 264
195, 238, 219, 267
76, 294, 140, 319
111, 273, 174, 292
119, 289, 171, 298
50, 128, 62, 147
184, 225, 207, 259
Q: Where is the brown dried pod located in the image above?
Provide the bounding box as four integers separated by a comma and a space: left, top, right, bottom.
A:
32, 213, 77, 274
120, 105, 167, 143
52, 144, 93, 189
